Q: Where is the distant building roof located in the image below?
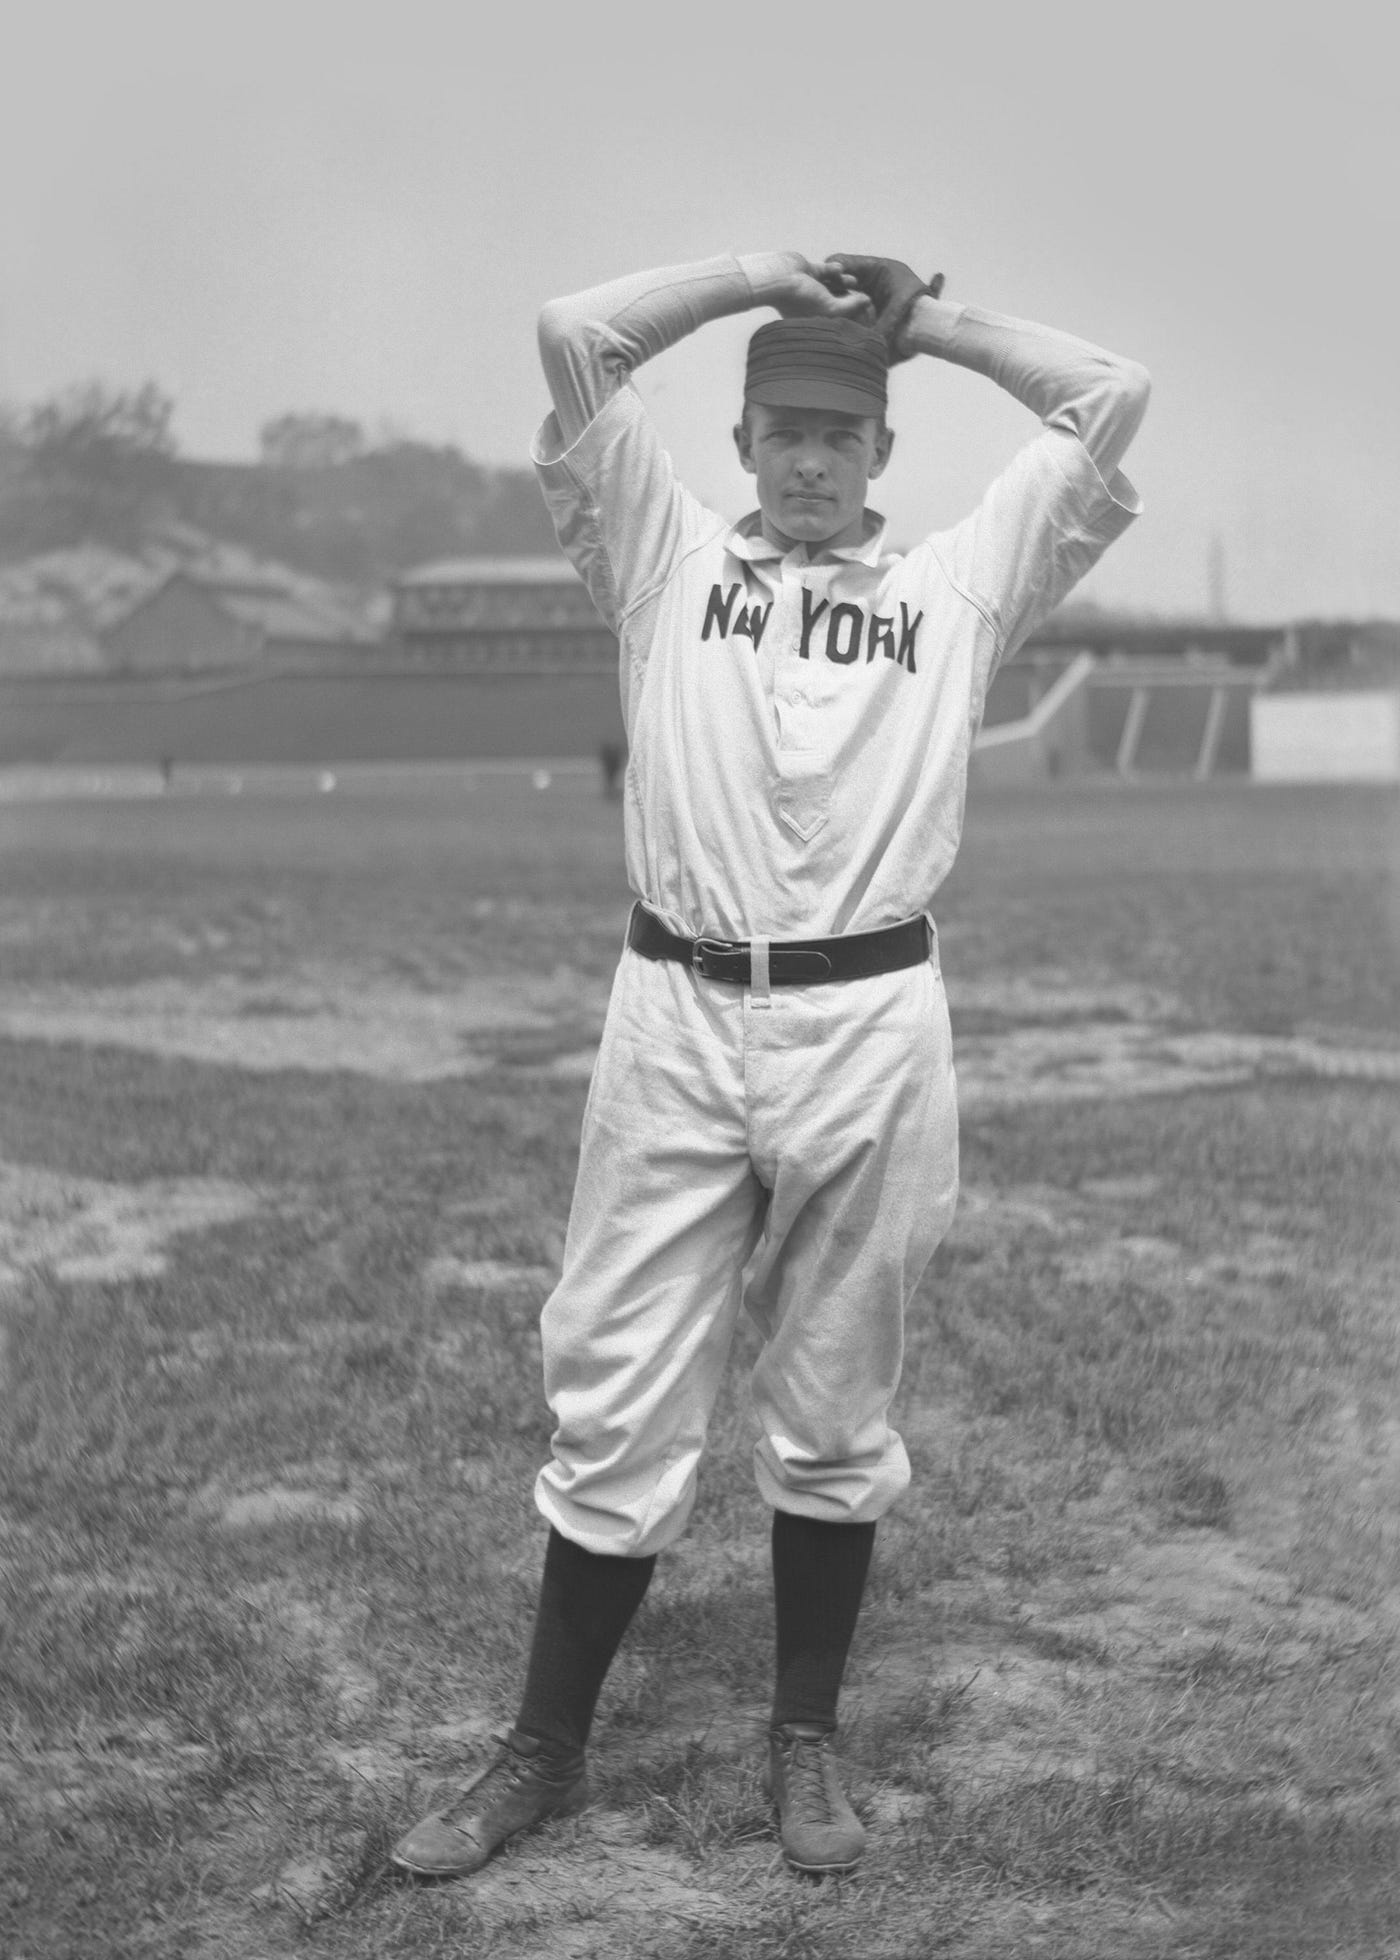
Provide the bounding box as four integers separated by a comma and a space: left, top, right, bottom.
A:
144, 525, 319, 594
213, 588, 367, 643
0, 621, 107, 676
396, 555, 580, 588
0, 534, 376, 669
0, 547, 166, 633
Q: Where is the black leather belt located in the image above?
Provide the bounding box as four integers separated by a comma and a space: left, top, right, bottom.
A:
627, 902, 930, 987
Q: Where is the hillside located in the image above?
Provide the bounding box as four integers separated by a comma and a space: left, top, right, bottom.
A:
0, 389, 560, 586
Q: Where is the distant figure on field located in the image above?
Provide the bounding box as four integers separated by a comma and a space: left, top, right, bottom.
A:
597, 739, 626, 799
392, 247, 1149, 1882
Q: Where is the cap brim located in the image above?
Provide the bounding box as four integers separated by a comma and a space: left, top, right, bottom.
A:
745, 377, 885, 417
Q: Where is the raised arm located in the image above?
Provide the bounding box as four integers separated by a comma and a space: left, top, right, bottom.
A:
532, 254, 876, 637
827, 252, 1148, 665
537, 252, 875, 448
827, 252, 1149, 481
901, 295, 1150, 482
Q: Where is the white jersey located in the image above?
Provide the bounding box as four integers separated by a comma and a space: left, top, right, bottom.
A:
527, 260, 1148, 1554
533, 317, 1140, 942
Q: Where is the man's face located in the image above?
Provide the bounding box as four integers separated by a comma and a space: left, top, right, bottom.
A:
734, 402, 893, 553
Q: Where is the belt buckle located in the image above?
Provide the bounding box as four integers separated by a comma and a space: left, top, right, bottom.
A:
691, 936, 746, 983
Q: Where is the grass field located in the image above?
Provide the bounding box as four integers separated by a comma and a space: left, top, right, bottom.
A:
2, 774, 1398, 1960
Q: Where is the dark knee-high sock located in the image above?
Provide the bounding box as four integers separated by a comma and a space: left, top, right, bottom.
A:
514, 1527, 656, 1754
770, 1511, 876, 1732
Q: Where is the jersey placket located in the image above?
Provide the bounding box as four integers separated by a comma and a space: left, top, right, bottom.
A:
772, 553, 834, 843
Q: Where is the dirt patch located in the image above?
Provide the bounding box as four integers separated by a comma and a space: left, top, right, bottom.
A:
423, 1255, 558, 1296
4, 965, 1398, 1099
0, 966, 611, 1082
878, 1641, 1105, 1788
0, 1717, 213, 1815
451, 1816, 733, 1940
325, 1743, 405, 1785
484, 1017, 1400, 1106
944, 1180, 1364, 1315
944, 1184, 1068, 1251
428, 1713, 501, 1751
1045, 1532, 1299, 1669
251, 1855, 342, 1918
948, 972, 1184, 1024
216, 1486, 365, 1531
518, 1012, 1400, 1109
0, 1159, 259, 1293
956, 1021, 1400, 1108
1056, 1232, 1187, 1288
246, 1588, 380, 1720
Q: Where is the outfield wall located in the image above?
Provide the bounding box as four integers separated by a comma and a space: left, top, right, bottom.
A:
0, 667, 627, 768
1251, 691, 1400, 782
0, 653, 1050, 770
1085, 667, 1261, 777
0, 658, 1289, 780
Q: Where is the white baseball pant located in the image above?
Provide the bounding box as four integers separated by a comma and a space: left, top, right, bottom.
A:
534, 934, 959, 1557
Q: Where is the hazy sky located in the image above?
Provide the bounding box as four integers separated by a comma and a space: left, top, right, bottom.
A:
3, 1, 1395, 619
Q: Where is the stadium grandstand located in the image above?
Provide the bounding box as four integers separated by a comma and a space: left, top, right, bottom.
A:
391, 556, 615, 669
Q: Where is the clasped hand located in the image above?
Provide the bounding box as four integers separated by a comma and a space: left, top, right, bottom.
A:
775, 255, 945, 363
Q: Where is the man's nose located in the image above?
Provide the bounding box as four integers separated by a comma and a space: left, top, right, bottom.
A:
794, 447, 828, 479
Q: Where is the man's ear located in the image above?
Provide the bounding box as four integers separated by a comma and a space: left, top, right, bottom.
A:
868, 424, 895, 481
733, 419, 757, 474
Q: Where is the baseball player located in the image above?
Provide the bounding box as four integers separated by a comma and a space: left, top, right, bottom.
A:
392, 250, 1148, 1880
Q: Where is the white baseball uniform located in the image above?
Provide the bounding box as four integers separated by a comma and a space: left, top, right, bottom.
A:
529, 254, 1148, 1557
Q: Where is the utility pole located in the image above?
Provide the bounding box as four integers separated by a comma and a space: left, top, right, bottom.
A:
1207, 532, 1228, 623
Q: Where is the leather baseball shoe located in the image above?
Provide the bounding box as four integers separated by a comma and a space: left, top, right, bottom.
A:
390, 1728, 588, 1879
764, 1722, 866, 1875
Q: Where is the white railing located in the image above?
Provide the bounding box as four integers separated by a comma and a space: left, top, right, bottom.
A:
973, 651, 1096, 752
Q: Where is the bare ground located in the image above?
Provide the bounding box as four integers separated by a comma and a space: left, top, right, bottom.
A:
3, 781, 1396, 1958
3, 999, 1397, 1956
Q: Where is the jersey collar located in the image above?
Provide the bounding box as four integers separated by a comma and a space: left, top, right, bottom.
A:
726, 507, 888, 569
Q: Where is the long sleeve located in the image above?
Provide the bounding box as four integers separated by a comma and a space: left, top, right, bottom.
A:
901, 300, 1146, 675
533, 252, 796, 638
537, 251, 805, 449
903, 297, 1150, 481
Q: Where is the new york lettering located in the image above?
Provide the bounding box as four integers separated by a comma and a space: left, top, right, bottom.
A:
853, 604, 922, 672
824, 602, 862, 664
702, 583, 922, 673
798, 587, 828, 658
701, 581, 772, 650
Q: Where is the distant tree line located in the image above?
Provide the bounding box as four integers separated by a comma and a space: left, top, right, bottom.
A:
0, 383, 559, 582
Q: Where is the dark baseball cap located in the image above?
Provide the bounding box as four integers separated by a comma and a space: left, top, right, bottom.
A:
744, 318, 889, 417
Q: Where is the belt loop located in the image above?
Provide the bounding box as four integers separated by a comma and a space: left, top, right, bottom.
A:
749, 935, 772, 1009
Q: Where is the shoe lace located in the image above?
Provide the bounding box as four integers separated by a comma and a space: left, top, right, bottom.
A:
783, 1736, 839, 1824
440, 1740, 529, 1824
